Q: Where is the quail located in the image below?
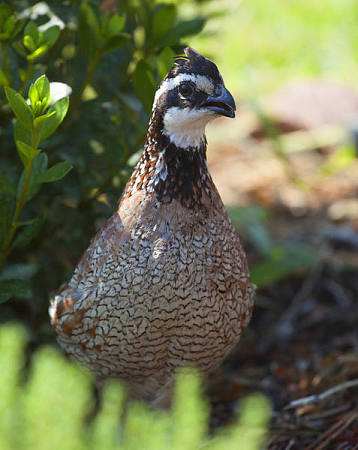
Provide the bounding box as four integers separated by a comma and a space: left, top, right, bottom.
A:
50, 47, 254, 407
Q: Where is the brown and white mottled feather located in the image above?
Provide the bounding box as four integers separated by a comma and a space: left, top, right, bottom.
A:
50, 47, 254, 406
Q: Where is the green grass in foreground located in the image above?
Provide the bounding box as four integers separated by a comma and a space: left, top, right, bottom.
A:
0, 324, 270, 450
190, 0, 358, 96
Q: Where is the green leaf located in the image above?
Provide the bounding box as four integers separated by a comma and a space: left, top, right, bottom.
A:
0, 279, 32, 303
4, 86, 33, 129
0, 173, 16, 197
157, 47, 175, 79
3, 15, 15, 38
53, 95, 70, 121
0, 4, 12, 28
0, 188, 15, 250
28, 84, 39, 109
17, 153, 48, 202
23, 34, 36, 52
79, 2, 103, 58
107, 14, 125, 37
163, 18, 205, 45
0, 10, 22, 41
27, 45, 48, 62
0, 69, 9, 87
152, 4, 177, 43
41, 25, 60, 48
0, 173, 16, 251
34, 110, 56, 134
14, 121, 32, 147
13, 217, 44, 249
132, 60, 155, 112
30, 152, 48, 192
251, 244, 317, 287
39, 161, 73, 183
31, 85, 55, 118
30, 75, 50, 111
38, 96, 69, 142
16, 141, 39, 168
229, 206, 273, 256
24, 22, 39, 47
11, 17, 25, 40
103, 33, 130, 53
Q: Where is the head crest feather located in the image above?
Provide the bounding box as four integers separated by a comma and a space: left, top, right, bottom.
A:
167, 47, 222, 84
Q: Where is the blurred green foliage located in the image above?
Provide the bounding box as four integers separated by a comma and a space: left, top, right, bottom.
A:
190, 0, 358, 286
0, 323, 270, 450
0, 0, 211, 340
192, 0, 358, 95
229, 206, 318, 287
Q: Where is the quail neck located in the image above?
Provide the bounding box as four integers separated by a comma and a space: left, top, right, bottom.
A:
125, 47, 236, 209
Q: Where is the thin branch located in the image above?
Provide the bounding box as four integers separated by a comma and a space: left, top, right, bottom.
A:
306, 410, 358, 450
285, 379, 358, 410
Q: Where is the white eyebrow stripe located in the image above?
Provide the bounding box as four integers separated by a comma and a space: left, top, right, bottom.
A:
152, 74, 215, 109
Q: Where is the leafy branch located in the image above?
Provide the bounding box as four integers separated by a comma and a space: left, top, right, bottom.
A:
0, 75, 71, 296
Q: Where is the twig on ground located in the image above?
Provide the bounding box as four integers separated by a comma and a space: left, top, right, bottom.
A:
305, 410, 358, 450
285, 379, 358, 410
274, 262, 323, 341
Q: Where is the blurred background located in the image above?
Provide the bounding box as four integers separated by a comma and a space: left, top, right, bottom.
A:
0, 0, 357, 448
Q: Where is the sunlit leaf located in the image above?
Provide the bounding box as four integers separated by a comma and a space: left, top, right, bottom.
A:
27, 45, 48, 62
4, 87, 33, 129
38, 96, 69, 141
107, 14, 125, 36
23, 34, 36, 52
24, 22, 39, 47
30, 75, 50, 112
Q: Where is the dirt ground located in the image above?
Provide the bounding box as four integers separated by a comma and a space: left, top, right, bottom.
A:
206, 83, 358, 448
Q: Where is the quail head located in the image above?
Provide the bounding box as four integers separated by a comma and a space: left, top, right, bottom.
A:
50, 47, 254, 407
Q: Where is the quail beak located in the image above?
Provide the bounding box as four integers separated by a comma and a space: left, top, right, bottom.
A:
203, 86, 236, 118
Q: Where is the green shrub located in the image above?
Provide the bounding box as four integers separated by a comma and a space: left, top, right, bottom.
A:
0, 0, 212, 338
0, 324, 270, 450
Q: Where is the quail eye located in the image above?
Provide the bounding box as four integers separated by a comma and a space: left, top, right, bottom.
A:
178, 83, 194, 98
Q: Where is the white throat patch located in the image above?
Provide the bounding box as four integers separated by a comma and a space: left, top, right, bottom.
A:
153, 73, 217, 148
163, 106, 215, 148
